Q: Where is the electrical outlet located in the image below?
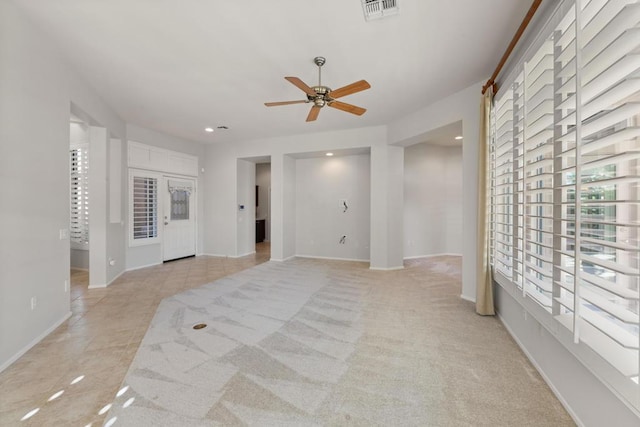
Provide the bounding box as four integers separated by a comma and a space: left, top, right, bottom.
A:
64, 279, 69, 292
30, 297, 37, 310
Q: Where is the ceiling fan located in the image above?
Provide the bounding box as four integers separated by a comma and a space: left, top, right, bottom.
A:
265, 56, 371, 122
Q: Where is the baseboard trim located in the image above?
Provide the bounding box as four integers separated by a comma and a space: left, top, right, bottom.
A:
403, 253, 463, 260
295, 255, 369, 263
229, 251, 256, 259
0, 311, 72, 374
106, 269, 125, 286
460, 294, 476, 303
125, 261, 163, 272
369, 265, 405, 271
200, 253, 228, 258
270, 255, 296, 262
496, 312, 584, 427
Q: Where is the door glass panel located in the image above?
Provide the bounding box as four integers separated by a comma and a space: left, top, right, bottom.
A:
170, 190, 189, 220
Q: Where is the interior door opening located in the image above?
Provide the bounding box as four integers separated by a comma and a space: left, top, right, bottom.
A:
255, 162, 271, 258
69, 113, 90, 274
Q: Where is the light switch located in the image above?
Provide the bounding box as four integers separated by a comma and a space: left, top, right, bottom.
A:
59, 228, 69, 240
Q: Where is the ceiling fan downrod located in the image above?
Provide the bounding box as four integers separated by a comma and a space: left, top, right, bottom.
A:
314, 56, 326, 86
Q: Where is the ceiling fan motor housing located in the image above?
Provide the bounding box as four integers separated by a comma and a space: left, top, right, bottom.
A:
308, 85, 331, 107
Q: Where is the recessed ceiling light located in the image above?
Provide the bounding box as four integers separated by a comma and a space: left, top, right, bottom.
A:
455, 135, 463, 140
204, 127, 214, 133
326, 152, 334, 157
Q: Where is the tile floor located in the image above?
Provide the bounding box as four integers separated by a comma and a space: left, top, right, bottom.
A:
0, 244, 270, 427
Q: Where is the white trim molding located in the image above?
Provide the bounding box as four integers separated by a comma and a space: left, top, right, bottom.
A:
0, 312, 72, 374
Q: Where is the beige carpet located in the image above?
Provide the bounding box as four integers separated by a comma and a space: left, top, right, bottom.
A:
106, 256, 574, 426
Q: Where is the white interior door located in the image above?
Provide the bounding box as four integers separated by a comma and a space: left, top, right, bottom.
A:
163, 177, 196, 261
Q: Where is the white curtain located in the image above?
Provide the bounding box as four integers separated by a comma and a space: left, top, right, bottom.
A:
168, 180, 193, 195
476, 87, 495, 316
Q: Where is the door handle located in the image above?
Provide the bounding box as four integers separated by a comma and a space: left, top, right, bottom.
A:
164, 221, 169, 225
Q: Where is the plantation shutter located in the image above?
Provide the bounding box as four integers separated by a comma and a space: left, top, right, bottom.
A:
493, 91, 515, 279
552, 3, 580, 337
132, 176, 158, 240
70, 146, 89, 245
568, 0, 640, 377
524, 35, 555, 309
490, 0, 640, 393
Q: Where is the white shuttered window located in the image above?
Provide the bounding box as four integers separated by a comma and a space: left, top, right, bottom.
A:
130, 172, 159, 245
70, 145, 89, 246
490, 0, 640, 409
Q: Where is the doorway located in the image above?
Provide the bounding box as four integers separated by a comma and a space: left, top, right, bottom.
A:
69, 113, 90, 272
255, 162, 271, 258
163, 176, 196, 261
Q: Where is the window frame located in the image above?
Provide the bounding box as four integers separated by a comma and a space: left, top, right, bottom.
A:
128, 169, 162, 247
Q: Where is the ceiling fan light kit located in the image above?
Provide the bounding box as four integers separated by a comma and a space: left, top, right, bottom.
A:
265, 56, 371, 122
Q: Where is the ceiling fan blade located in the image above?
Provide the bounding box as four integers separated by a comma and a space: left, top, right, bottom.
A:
306, 105, 321, 122
285, 77, 317, 97
264, 100, 307, 107
328, 100, 366, 116
329, 80, 371, 99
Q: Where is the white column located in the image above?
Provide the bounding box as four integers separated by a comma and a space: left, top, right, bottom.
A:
370, 143, 404, 270
282, 155, 296, 260
235, 159, 255, 257
89, 126, 108, 288
270, 154, 284, 261
462, 109, 480, 301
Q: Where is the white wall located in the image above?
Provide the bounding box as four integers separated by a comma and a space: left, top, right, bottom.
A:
0, 0, 126, 371
404, 143, 463, 258
296, 154, 370, 261
203, 143, 237, 257
495, 285, 640, 427
282, 155, 297, 260
70, 251, 90, 271
203, 125, 399, 268
236, 159, 256, 257
256, 163, 271, 241
125, 124, 205, 269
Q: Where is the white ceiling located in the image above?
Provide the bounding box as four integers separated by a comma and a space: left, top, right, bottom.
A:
14, 0, 531, 145
421, 120, 463, 147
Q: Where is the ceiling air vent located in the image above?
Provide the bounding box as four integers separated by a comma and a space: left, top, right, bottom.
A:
361, 0, 399, 21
